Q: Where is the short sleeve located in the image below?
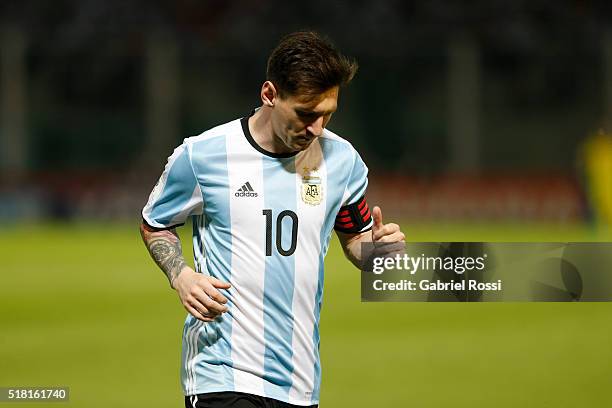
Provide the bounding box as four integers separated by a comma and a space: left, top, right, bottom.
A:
334, 150, 373, 233
342, 150, 369, 206
142, 142, 203, 229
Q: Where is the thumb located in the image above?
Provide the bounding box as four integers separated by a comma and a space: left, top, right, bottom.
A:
372, 206, 383, 231
208, 276, 231, 289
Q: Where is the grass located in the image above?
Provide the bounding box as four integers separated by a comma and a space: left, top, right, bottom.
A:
1, 221, 611, 407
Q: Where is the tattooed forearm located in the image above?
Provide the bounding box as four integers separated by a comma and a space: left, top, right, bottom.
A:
140, 222, 188, 288
149, 237, 187, 286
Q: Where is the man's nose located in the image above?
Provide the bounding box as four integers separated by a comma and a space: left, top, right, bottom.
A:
306, 116, 324, 137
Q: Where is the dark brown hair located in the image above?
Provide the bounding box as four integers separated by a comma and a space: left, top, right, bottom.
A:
266, 31, 358, 97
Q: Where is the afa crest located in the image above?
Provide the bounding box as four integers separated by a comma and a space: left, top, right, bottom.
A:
301, 166, 323, 206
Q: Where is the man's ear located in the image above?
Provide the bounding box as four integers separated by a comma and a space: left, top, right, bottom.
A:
261, 81, 277, 107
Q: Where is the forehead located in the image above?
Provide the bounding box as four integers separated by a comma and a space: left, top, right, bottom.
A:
284, 87, 339, 112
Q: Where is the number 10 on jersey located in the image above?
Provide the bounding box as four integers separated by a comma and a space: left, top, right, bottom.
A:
262, 209, 298, 256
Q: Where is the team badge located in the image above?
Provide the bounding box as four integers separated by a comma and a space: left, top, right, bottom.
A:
301, 166, 323, 206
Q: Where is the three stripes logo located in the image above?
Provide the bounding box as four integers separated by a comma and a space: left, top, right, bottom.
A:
235, 181, 258, 197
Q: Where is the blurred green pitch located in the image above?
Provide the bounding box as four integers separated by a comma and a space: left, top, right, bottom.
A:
1, 222, 611, 407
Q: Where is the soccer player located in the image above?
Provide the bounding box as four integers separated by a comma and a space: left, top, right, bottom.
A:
140, 31, 405, 408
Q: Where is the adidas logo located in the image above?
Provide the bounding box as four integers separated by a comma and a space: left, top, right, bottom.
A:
235, 181, 258, 197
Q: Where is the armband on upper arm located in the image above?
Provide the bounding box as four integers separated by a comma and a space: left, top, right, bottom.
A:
334, 195, 373, 234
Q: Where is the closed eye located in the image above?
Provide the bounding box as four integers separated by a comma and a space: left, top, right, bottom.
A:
295, 110, 318, 120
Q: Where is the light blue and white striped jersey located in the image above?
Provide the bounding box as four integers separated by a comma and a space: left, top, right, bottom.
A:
142, 113, 372, 406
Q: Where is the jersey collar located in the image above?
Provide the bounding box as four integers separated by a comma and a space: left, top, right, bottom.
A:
240, 110, 300, 159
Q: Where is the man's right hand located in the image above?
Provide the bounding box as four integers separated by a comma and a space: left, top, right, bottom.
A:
173, 267, 231, 322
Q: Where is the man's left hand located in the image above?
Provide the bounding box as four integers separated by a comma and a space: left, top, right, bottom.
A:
371, 206, 405, 243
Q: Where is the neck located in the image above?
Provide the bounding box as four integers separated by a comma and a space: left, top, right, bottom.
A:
248, 107, 294, 154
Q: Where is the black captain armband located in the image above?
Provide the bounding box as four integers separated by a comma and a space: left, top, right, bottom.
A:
334, 195, 373, 234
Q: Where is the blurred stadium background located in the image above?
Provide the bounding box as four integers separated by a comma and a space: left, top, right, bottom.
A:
1, 1, 611, 407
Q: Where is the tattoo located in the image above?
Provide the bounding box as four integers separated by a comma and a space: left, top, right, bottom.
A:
140, 223, 187, 288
